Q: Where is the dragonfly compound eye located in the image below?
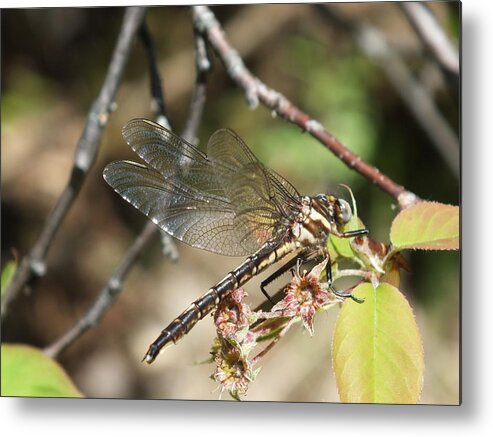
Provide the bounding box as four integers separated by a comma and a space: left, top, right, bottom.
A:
337, 198, 352, 224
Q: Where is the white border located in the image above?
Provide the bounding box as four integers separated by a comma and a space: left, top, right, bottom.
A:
3, 0, 492, 436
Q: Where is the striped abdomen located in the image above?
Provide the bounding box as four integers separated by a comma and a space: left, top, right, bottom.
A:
144, 239, 297, 363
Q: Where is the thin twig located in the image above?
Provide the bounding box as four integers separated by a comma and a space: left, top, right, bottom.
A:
317, 4, 459, 178
357, 23, 459, 177
44, 16, 211, 358
44, 221, 157, 358
45, 19, 169, 359
181, 29, 211, 144
333, 269, 368, 280
192, 5, 419, 211
139, 21, 179, 262
400, 2, 459, 77
1, 7, 147, 320
139, 22, 172, 130
252, 318, 295, 365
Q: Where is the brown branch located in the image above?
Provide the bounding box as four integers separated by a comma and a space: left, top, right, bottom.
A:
1, 7, 147, 320
44, 16, 211, 359
192, 5, 419, 211
252, 318, 295, 366
316, 4, 459, 178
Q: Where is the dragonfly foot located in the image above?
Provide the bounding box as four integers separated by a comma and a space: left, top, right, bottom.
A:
331, 287, 365, 304
142, 345, 158, 364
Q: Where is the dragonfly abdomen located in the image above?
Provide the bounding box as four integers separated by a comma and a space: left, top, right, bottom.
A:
143, 240, 297, 363
143, 288, 223, 363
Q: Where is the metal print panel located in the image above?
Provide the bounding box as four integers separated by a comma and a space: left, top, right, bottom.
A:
1, 2, 460, 404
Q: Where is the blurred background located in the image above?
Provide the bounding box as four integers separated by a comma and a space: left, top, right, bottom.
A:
1, 3, 459, 403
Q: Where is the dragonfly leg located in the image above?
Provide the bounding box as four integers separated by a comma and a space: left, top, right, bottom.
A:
260, 250, 318, 304
260, 255, 303, 304
329, 285, 365, 303
324, 251, 365, 303
336, 228, 369, 238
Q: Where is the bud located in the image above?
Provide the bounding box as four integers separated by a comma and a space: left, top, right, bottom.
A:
272, 258, 341, 335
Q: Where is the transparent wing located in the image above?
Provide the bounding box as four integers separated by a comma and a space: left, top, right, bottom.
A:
103, 119, 301, 256
207, 129, 301, 220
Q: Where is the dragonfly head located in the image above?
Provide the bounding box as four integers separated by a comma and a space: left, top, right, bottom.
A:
314, 194, 353, 231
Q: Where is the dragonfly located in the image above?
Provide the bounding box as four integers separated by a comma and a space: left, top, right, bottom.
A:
103, 119, 368, 364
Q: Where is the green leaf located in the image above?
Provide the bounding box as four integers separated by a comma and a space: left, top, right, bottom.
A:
390, 202, 459, 250
1, 259, 17, 298
332, 283, 424, 404
1, 344, 82, 398
328, 215, 366, 259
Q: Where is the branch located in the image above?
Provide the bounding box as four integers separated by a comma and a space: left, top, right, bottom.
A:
400, 2, 459, 77
181, 29, 211, 144
316, 5, 459, 178
139, 21, 179, 262
44, 17, 210, 359
44, 221, 157, 358
192, 6, 418, 211
139, 22, 172, 130
1, 7, 147, 320
252, 318, 295, 366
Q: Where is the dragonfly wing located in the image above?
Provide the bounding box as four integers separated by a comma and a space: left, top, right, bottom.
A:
207, 128, 301, 220
103, 160, 272, 256
122, 119, 209, 175
105, 120, 300, 256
